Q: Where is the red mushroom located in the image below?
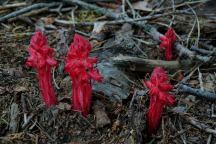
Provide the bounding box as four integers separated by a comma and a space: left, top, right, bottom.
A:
159, 28, 177, 61
64, 34, 102, 117
145, 67, 175, 136
25, 31, 58, 107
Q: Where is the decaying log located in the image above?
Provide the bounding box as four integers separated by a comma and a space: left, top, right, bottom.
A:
112, 55, 181, 72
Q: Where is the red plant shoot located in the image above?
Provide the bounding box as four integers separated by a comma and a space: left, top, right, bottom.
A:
145, 67, 175, 135
26, 31, 58, 107
159, 28, 176, 61
64, 34, 102, 117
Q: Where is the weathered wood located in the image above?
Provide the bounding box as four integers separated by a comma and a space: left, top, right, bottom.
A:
0, 2, 27, 10
0, 2, 61, 22
93, 62, 131, 101
178, 84, 216, 100
112, 55, 181, 72
9, 103, 20, 133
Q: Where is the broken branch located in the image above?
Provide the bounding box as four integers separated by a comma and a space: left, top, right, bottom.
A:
112, 55, 181, 72
0, 2, 27, 10
0, 2, 61, 22
178, 84, 216, 100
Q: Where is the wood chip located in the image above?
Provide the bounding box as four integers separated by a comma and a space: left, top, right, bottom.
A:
9, 103, 20, 133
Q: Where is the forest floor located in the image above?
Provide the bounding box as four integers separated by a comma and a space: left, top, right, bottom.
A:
0, 0, 216, 143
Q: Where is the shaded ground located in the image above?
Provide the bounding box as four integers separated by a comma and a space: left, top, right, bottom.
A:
0, 0, 216, 143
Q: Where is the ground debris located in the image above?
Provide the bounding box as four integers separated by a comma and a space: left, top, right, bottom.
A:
93, 101, 111, 128
1, 0, 216, 143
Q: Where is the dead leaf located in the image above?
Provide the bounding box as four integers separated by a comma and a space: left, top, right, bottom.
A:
132, 1, 153, 12
91, 22, 107, 40
97, 2, 119, 9
14, 86, 27, 92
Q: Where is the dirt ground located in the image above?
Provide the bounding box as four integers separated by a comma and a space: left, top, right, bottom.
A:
0, 0, 216, 144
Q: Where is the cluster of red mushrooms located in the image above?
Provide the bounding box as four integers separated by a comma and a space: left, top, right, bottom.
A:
25, 28, 176, 136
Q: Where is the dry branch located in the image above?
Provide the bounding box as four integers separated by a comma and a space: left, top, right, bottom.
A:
0, 2, 61, 22
0, 2, 27, 10
184, 116, 216, 135
178, 84, 216, 100
191, 46, 215, 55
172, 109, 216, 135
112, 55, 181, 72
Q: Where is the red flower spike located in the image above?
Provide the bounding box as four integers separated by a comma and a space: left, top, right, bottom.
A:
64, 34, 102, 117
145, 67, 175, 136
25, 31, 58, 107
159, 28, 177, 61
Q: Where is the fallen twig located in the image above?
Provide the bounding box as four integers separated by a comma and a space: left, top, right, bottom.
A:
9, 103, 20, 133
207, 134, 212, 144
112, 55, 181, 72
63, 0, 210, 62
191, 46, 215, 55
178, 84, 216, 100
0, 2, 61, 22
184, 116, 216, 135
9, 7, 48, 22
171, 110, 216, 136
199, 42, 216, 51
22, 105, 44, 129
0, 2, 27, 10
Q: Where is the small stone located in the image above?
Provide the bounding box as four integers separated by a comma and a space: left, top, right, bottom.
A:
93, 101, 111, 128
